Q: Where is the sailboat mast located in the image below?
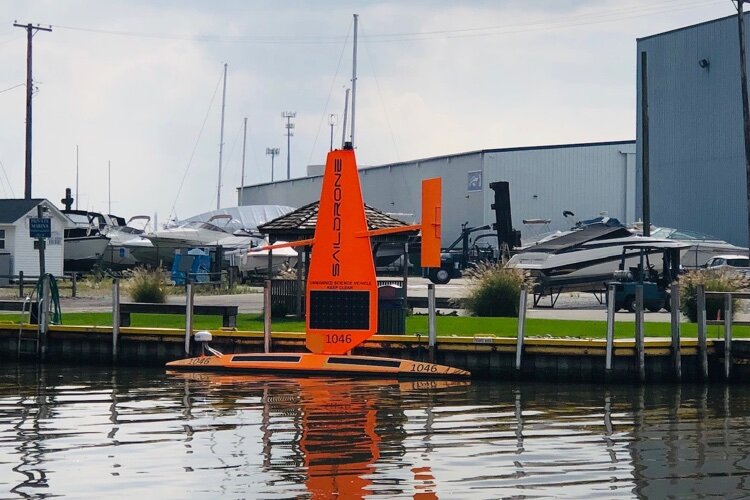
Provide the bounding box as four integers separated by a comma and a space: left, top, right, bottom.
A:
240, 117, 247, 206
350, 14, 358, 147
217, 63, 228, 210
75, 145, 79, 210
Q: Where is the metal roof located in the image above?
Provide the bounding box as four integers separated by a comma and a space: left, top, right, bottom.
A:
0, 198, 46, 224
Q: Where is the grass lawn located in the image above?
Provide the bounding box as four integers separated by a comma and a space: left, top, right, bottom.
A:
0, 312, 743, 340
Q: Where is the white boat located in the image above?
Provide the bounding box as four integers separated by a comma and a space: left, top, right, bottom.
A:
61, 210, 112, 272
226, 241, 298, 281
647, 227, 748, 268
506, 219, 679, 296
100, 215, 151, 269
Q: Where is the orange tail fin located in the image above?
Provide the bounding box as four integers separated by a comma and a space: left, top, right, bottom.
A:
420, 178, 442, 268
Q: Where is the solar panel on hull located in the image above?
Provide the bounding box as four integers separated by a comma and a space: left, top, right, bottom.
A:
309, 290, 370, 330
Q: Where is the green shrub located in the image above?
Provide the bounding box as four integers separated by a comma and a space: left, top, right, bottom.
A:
462, 262, 529, 317
125, 267, 169, 303
679, 269, 748, 322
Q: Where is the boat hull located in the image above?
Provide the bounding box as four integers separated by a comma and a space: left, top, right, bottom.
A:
63, 235, 111, 272
166, 352, 470, 378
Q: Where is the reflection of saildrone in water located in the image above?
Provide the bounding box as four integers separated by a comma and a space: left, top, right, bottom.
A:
168, 372, 467, 498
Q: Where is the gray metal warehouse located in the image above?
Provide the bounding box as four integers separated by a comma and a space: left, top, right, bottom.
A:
636, 13, 750, 246
238, 140, 636, 246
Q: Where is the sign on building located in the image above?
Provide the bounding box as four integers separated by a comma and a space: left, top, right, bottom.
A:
29, 217, 51, 239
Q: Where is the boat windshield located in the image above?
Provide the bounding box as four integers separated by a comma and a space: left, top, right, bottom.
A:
182, 221, 229, 233
651, 227, 720, 241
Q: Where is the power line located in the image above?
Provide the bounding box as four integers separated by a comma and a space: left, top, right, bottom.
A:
46, 1, 724, 45
0, 83, 25, 94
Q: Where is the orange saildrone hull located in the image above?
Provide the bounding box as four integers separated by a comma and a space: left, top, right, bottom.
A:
166, 352, 470, 378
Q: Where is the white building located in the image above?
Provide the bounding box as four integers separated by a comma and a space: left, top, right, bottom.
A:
238, 141, 636, 246
0, 199, 71, 277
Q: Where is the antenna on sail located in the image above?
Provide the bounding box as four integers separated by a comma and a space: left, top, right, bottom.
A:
349, 13, 358, 148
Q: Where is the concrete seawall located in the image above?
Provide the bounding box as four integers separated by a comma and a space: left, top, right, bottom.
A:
2, 324, 744, 383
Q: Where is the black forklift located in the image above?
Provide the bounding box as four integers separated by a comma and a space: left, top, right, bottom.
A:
425, 181, 521, 284
609, 242, 686, 313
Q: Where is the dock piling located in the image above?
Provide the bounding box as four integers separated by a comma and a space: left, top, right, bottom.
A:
670, 285, 681, 381
515, 288, 528, 371
635, 285, 645, 382
112, 279, 120, 361
184, 282, 194, 355
697, 285, 708, 380
427, 284, 436, 363
725, 292, 733, 380
264, 280, 272, 353
605, 284, 615, 371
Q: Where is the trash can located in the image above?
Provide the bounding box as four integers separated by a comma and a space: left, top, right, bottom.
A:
378, 285, 405, 334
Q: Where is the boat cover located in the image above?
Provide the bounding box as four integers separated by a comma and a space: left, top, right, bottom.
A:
176, 205, 295, 233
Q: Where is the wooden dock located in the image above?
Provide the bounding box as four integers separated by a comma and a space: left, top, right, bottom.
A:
1, 323, 744, 383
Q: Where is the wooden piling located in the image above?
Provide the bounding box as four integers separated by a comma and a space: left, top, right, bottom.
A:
184, 282, 194, 355
725, 293, 733, 381
428, 284, 436, 363
515, 288, 528, 371
112, 279, 120, 361
605, 284, 615, 371
635, 285, 645, 382
264, 280, 272, 353
670, 285, 681, 381
697, 285, 708, 380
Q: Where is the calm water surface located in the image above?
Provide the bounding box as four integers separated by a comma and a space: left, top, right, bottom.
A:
1, 363, 750, 499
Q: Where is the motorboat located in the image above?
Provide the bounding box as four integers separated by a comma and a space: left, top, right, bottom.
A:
61, 210, 111, 272
506, 218, 680, 297
100, 215, 151, 270
127, 206, 294, 269
646, 227, 748, 268
226, 240, 298, 281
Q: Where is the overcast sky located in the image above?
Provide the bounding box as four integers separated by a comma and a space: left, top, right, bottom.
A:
0, 0, 736, 225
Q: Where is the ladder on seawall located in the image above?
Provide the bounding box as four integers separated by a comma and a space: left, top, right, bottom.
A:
17, 296, 39, 359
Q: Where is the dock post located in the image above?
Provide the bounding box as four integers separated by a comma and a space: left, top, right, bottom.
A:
112, 279, 120, 361
18, 270, 23, 298
264, 280, 272, 353
184, 281, 194, 356
724, 293, 733, 381
40, 275, 50, 361
670, 285, 681, 381
71, 272, 77, 298
427, 284, 437, 363
515, 288, 528, 371
635, 285, 645, 382
605, 284, 615, 372
697, 285, 708, 380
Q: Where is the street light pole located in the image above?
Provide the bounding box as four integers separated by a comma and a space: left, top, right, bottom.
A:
282, 111, 296, 180
266, 147, 279, 182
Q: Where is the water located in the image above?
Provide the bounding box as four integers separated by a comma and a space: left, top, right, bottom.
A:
1, 364, 749, 499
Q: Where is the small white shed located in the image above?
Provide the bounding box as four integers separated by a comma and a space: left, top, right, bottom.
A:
0, 199, 72, 277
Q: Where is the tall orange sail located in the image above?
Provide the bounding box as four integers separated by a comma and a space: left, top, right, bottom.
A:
305, 147, 377, 354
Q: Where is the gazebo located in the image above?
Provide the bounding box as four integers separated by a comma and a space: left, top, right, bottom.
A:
258, 201, 418, 317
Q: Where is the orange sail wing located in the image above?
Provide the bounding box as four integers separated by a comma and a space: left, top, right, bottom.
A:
305, 148, 377, 354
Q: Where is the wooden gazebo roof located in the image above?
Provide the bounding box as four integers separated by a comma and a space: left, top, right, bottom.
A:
258, 201, 417, 243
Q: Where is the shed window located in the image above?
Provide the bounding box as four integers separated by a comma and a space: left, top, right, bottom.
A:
0, 229, 5, 249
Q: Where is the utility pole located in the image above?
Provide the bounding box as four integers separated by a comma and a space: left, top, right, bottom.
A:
240, 117, 247, 206
736, 1, 750, 252
328, 114, 337, 151
641, 51, 650, 237
282, 111, 296, 180
217, 63, 228, 210
266, 147, 279, 182
13, 22, 52, 199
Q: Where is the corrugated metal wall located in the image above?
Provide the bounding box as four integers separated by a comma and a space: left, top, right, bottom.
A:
482, 142, 636, 238
636, 15, 749, 246
239, 142, 634, 245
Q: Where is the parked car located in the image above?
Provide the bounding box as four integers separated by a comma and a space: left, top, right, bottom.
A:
705, 254, 750, 277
